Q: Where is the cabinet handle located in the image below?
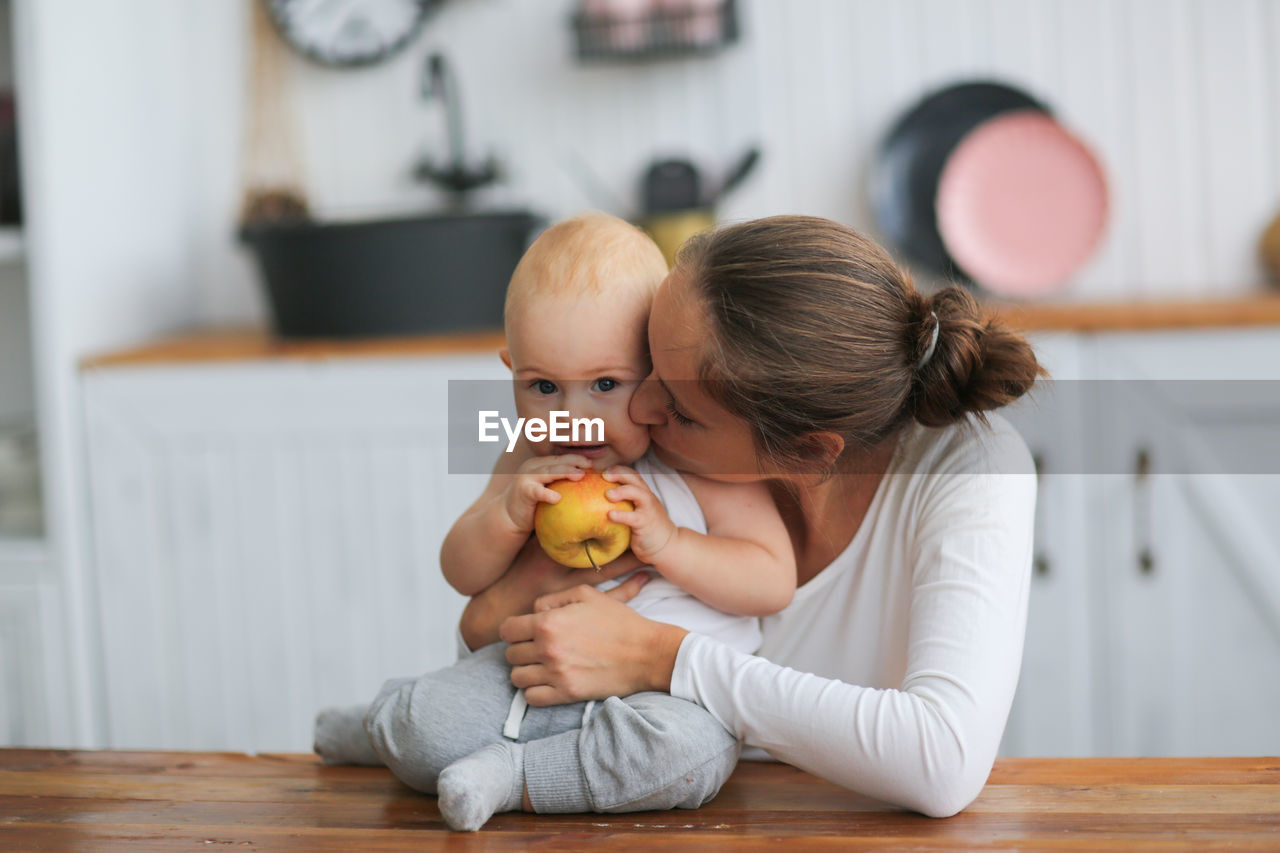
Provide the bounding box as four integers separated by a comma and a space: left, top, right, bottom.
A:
1134, 447, 1155, 576
1033, 554, 1051, 578
1032, 452, 1050, 579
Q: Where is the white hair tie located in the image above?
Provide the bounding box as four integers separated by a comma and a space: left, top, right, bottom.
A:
916, 311, 940, 370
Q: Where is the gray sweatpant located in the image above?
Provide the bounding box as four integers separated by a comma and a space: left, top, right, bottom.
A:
360, 641, 741, 814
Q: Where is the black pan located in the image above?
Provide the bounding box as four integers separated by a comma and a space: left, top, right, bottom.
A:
871, 81, 1050, 281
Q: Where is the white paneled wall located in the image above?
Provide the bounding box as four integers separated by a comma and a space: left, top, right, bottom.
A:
175, 0, 1280, 324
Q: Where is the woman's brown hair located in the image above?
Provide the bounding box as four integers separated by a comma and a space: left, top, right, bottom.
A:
676, 215, 1046, 474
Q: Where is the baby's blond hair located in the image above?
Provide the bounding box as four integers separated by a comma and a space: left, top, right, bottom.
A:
505, 213, 669, 329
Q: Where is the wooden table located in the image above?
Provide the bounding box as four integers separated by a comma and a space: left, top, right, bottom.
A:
1, 750, 1277, 851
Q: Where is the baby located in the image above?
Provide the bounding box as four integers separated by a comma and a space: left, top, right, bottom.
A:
314, 213, 795, 831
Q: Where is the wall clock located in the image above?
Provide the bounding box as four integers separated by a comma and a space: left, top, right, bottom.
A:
265, 0, 437, 68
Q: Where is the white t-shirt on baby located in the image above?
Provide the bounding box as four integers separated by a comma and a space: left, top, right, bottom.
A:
592, 451, 763, 654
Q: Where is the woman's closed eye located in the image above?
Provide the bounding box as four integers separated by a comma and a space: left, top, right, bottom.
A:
665, 398, 695, 426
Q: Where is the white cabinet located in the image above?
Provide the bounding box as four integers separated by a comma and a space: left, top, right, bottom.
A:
82, 353, 507, 751
1001, 329, 1280, 757
1090, 332, 1280, 756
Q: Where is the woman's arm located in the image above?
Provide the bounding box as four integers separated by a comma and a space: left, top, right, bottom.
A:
459, 539, 650, 651
671, 468, 1036, 818
501, 584, 689, 703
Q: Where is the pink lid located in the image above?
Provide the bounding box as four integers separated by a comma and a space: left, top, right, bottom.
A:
935, 111, 1108, 298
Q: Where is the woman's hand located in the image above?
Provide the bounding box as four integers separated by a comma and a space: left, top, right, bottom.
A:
459, 538, 648, 651
500, 584, 690, 706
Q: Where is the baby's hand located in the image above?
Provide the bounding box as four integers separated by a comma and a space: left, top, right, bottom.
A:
504, 454, 592, 533
602, 466, 678, 566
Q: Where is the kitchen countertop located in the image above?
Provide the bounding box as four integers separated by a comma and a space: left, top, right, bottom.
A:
2, 749, 1278, 850
81, 293, 1280, 369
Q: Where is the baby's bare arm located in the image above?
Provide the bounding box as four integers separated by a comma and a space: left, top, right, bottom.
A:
653, 475, 796, 616
440, 446, 533, 596
440, 438, 593, 595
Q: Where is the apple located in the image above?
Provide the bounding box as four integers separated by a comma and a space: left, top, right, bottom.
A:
534, 470, 635, 570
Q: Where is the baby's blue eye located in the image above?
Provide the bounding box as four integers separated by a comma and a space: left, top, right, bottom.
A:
592, 377, 619, 392
534, 379, 558, 395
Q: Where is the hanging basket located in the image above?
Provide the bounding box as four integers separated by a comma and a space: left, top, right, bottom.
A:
572, 0, 739, 62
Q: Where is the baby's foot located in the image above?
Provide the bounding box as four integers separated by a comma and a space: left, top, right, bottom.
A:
437, 742, 526, 832
313, 705, 382, 766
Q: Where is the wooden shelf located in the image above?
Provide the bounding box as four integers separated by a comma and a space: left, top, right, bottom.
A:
81, 294, 1280, 369
988, 292, 1280, 332
82, 327, 508, 369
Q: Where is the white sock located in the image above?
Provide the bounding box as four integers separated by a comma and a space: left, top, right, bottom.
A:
313, 705, 381, 766
437, 742, 526, 832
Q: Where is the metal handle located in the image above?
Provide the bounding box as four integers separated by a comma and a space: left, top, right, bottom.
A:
1135, 447, 1155, 576
1032, 452, 1050, 579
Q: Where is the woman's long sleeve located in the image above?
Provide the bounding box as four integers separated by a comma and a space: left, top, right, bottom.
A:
670, 466, 1036, 817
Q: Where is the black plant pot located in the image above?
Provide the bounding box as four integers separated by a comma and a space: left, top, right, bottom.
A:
240, 210, 543, 338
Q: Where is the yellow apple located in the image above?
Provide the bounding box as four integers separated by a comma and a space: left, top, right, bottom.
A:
534, 470, 635, 570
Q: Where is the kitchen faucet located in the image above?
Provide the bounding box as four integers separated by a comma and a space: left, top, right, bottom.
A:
416, 52, 501, 203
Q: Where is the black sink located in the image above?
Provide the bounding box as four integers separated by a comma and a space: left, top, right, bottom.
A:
240, 210, 543, 338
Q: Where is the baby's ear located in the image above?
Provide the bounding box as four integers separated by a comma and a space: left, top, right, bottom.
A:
499, 348, 512, 371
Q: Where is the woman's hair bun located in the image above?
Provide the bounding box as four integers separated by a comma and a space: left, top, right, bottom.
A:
910, 286, 1046, 428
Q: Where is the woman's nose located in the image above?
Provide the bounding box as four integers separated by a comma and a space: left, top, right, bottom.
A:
630, 374, 666, 426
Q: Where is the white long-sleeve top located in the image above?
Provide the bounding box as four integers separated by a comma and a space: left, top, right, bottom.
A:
669, 413, 1036, 818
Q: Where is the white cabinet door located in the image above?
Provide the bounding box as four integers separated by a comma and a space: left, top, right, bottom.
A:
999, 333, 1096, 756
83, 354, 509, 752
1091, 330, 1280, 756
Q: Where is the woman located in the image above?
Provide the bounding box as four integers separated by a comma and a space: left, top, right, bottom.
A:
465, 215, 1044, 818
